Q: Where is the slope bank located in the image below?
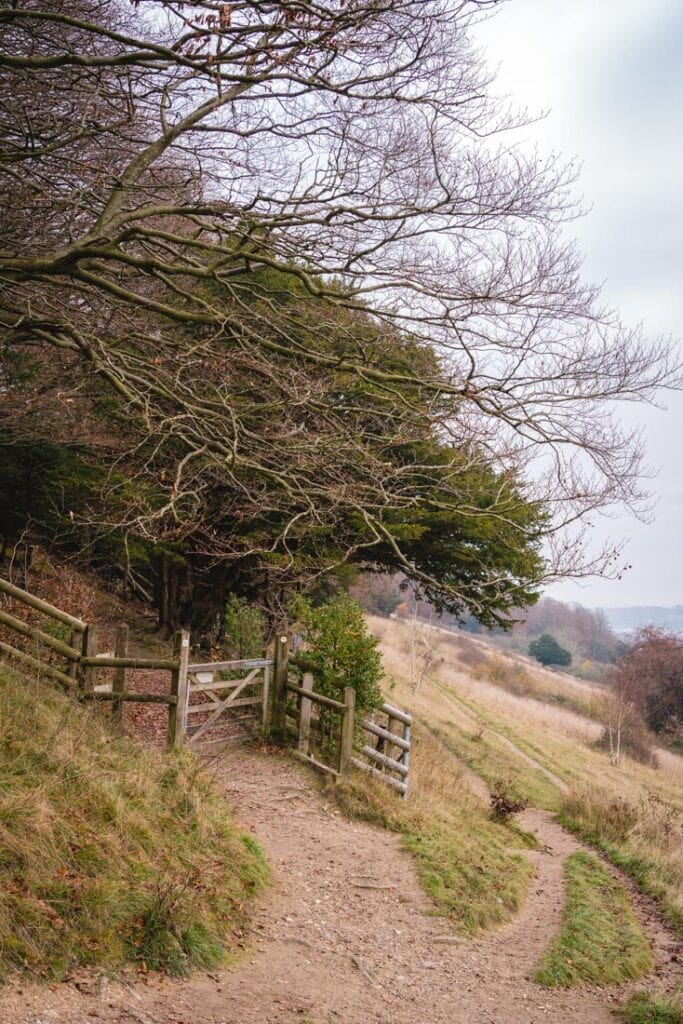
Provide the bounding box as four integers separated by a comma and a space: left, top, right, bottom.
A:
0, 665, 267, 979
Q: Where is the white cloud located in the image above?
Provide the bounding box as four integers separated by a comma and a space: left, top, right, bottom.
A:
473, 0, 683, 606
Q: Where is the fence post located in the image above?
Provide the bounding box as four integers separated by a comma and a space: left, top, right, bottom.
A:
112, 622, 129, 726
67, 626, 82, 683
339, 685, 356, 780
297, 672, 314, 755
271, 634, 289, 734
401, 718, 411, 800
167, 628, 190, 750
261, 652, 272, 732
78, 624, 98, 699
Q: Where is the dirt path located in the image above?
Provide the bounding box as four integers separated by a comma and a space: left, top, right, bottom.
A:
2, 747, 680, 1024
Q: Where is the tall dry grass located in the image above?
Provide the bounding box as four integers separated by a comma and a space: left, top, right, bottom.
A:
368, 613, 683, 937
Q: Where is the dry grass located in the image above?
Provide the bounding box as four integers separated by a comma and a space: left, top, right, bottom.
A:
332, 722, 536, 936
0, 665, 268, 980
559, 788, 683, 935
369, 616, 605, 743
367, 613, 683, 936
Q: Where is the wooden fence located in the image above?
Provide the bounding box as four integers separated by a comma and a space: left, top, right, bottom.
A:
287, 671, 356, 780
353, 703, 412, 798
0, 576, 188, 749
0, 577, 411, 793
284, 644, 411, 795
184, 656, 272, 747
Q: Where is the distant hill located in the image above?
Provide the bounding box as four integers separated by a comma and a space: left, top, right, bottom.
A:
602, 605, 683, 636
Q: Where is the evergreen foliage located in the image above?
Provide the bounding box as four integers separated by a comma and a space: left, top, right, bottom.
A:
292, 595, 383, 716
529, 634, 572, 667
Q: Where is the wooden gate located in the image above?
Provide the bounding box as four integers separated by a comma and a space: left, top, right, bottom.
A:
183, 656, 272, 747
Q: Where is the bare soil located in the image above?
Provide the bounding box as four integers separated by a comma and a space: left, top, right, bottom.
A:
1, 746, 680, 1024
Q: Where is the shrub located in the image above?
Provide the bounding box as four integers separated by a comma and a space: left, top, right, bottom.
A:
597, 698, 657, 766
529, 633, 572, 667
562, 787, 639, 844
224, 594, 265, 660
489, 777, 528, 820
292, 594, 383, 716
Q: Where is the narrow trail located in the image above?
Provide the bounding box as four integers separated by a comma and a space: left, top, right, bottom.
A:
3, 747, 680, 1024
436, 684, 570, 792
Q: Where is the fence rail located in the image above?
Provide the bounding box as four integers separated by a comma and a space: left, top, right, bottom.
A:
286, 670, 356, 779
0, 576, 185, 749
352, 703, 412, 797
0, 576, 412, 793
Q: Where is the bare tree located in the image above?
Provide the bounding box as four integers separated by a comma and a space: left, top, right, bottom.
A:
0, 0, 678, 623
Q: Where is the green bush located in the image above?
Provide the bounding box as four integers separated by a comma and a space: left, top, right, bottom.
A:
292, 594, 383, 716
224, 594, 265, 660
529, 633, 572, 667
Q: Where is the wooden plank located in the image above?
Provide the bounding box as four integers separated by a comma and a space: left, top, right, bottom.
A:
401, 720, 411, 800
81, 655, 177, 670
187, 658, 272, 673
362, 718, 410, 751
0, 608, 80, 660
0, 577, 86, 631
186, 681, 251, 744
297, 672, 314, 755
167, 629, 190, 749
271, 635, 289, 732
339, 686, 356, 780
292, 750, 340, 778
351, 756, 408, 794
186, 712, 260, 738
186, 696, 261, 714
188, 669, 260, 693
286, 682, 345, 711
0, 639, 75, 689
111, 623, 128, 726
360, 745, 409, 777
381, 702, 412, 726
84, 692, 177, 704
262, 660, 271, 731
80, 624, 98, 696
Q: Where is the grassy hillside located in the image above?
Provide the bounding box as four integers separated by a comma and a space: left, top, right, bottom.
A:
368, 615, 683, 936
333, 721, 537, 936
0, 666, 267, 980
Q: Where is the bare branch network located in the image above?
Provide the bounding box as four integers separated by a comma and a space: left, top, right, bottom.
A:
0, 0, 678, 621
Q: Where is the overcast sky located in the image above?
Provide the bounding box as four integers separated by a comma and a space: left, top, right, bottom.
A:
475, 0, 683, 609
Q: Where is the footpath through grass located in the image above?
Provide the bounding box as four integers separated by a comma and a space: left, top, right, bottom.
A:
0, 666, 268, 980
534, 852, 652, 987
333, 723, 536, 936
559, 788, 683, 938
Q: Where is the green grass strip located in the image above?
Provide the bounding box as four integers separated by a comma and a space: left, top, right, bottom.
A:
617, 991, 683, 1024
535, 851, 652, 987
557, 812, 683, 939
